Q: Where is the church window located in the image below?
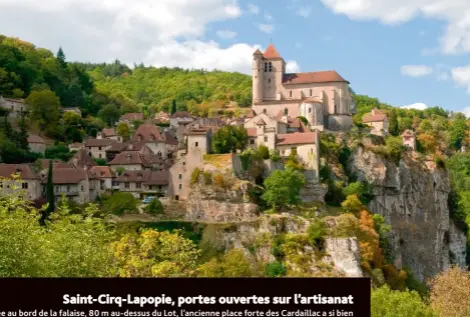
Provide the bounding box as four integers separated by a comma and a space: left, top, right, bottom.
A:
268, 62, 272, 72
309, 89, 312, 96
284, 108, 288, 115
289, 91, 292, 98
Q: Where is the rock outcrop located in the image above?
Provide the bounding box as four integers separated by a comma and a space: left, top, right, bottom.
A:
350, 146, 466, 281
324, 238, 363, 277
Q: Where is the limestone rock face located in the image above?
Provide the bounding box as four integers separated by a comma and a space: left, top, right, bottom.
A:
350, 146, 466, 281
324, 238, 363, 277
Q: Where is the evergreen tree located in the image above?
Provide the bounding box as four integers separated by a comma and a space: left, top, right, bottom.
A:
3, 115, 13, 139
389, 109, 399, 136
41, 160, 55, 225
17, 114, 29, 151
56, 47, 67, 70
171, 100, 177, 115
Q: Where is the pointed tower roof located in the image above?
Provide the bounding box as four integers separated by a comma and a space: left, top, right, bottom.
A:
253, 49, 263, 56
263, 44, 281, 59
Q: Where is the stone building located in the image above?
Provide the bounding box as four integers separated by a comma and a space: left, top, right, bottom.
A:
169, 111, 195, 129
0, 96, 26, 118
169, 127, 212, 200
88, 166, 114, 196
42, 168, 92, 204
132, 124, 168, 157
363, 108, 388, 137
401, 129, 417, 150
27, 135, 45, 155
119, 113, 144, 126
84, 139, 116, 159
108, 151, 167, 172
251, 44, 355, 131
115, 170, 169, 199
97, 128, 122, 142
0, 164, 42, 201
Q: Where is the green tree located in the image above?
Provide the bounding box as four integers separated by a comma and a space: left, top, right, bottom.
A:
116, 122, 131, 141
388, 109, 399, 136
145, 198, 164, 215
102, 192, 137, 215
212, 125, 248, 154
42, 159, 54, 225
25, 89, 61, 133
112, 229, 200, 277
197, 249, 253, 277
372, 286, 436, 317
449, 116, 467, 150
257, 145, 270, 159
262, 168, 306, 210
171, 99, 177, 115
56, 47, 67, 70
98, 104, 120, 126
17, 114, 29, 151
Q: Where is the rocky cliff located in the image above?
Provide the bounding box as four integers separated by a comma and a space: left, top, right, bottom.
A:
350, 146, 467, 281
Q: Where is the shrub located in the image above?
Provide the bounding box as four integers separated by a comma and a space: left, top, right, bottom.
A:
145, 198, 164, 215
213, 174, 226, 189
191, 168, 201, 185
94, 158, 107, 166
372, 286, 436, 317
269, 150, 281, 162
202, 171, 212, 185
102, 192, 137, 215
257, 145, 270, 160
264, 261, 287, 277
307, 219, 327, 248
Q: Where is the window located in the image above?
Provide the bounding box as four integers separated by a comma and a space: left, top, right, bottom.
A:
179, 174, 182, 180
0, 182, 2, 188
195, 142, 199, 147
264, 62, 268, 72
309, 107, 312, 113
125, 182, 130, 189
309, 89, 312, 97
81, 185, 84, 191
179, 184, 182, 190
268, 78, 271, 83
67, 186, 70, 192
268, 62, 272, 72
264, 136, 268, 142
158, 185, 162, 190
183, 162, 186, 166
250, 139, 255, 144
99, 147, 102, 151
136, 183, 141, 189
22, 182, 28, 189
289, 91, 292, 98
284, 108, 288, 116
99, 154, 102, 158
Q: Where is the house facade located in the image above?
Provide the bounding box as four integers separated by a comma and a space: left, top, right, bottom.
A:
84, 139, 116, 159
27, 135, 46, 155
363, 108, 389, 137
169, 111, 195, 129
402, 129, 417, 150
116, 170, 169, 199
0, 96, 26, 118
0, 164, 42, 201
97, 128, 122, 142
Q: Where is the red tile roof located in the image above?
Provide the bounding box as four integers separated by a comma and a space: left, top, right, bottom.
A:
116, 170, 169, 185
89, 166, 114, 179
283, 71, 348, 85
85, 139, 116, 147
247, 128, 257, 137
109, 151, 163, 166
0, 164, 38, 180
37, 159, 71, 170
120, 113, 144, 121
363, 108, 387, 123
69, 149, 96, 169
101, 128, 117, 137
170, 111, 194, 119
401, 129, 415, 137
276, 132, 317, 146
48, 168, 87, 184
132, 124, 164, 142
263, 44, 281, 59
27, 134, 44, 144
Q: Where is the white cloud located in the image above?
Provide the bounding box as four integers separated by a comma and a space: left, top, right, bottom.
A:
296, 7, 312, 17
247, 3, 260, 15
259, 24, 274, 34
402, 103, 428, 110
264, 12, 273, 21
216, 30, 237, 39
320, 0, 470, 55
146, 40, 260, 75
400, 65, 433, 77
0, 0, 268, 74
451, 65, 470, 93
286, 61, 300, 73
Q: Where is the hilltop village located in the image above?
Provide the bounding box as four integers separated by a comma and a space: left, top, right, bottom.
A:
0, 44, 411, 205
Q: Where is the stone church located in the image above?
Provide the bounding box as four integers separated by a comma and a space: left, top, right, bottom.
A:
251, 44, 355, 131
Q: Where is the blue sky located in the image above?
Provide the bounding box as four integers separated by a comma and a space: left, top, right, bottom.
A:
1, 0, 470, 113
